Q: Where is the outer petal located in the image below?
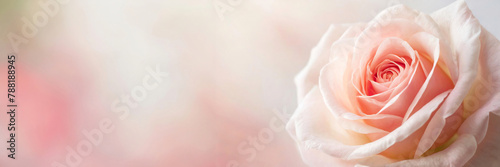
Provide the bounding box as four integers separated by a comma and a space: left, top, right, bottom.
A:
400, 0, 484, 160
296, 141, 396, 167
352, 4, 443, 74
465, 112, 500, 166
459, 28, 500, 164
346, 90, 450, 159
306, 80, 450, 160
457, 28, 500, 136
385, 134, 477, 167
430, 0, 481, 119
295, 24, 363, 103
286, 86, 368, 159
431, 0, 500, 163
286, 87, 410, 166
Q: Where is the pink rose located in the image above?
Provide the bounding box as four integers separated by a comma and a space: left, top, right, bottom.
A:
287, 1, 500, 166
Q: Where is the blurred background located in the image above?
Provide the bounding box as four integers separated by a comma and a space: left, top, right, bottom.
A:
0, 0, 498, 166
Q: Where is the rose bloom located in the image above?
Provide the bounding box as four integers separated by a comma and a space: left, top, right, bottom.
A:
287, 1, 500, 166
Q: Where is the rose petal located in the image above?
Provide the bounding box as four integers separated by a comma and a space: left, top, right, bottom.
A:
294, 86, 449, 160
295, 24, 355, 103
287, 86, 369, 153
295, 141, 397, 167
346, 90, 450, 159
423, 2, 500, 163
356, 61, 425, 118
466, 112, 500, 166
352, 3, 443, 77
458, 28, 500, 151
385, 134, 477, 167
404, 32, 455, 121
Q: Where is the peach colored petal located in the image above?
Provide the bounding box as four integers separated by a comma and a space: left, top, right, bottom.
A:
320, 40, 403, 135
403, 32, 455, 122
291, 86, 449, 160
370, 38, 415, 73
356, 62, 425, 117
404, 33, 458, 157
321, 61, 389, 135
362, 115, 402, 136
345, 90, 450, 160
355, 38, 424, 117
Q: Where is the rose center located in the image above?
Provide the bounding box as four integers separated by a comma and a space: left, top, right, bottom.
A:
374, 59, 406, 83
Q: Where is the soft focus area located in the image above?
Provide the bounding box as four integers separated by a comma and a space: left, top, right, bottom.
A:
0, 0, 498, 166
